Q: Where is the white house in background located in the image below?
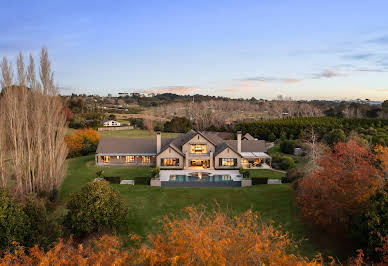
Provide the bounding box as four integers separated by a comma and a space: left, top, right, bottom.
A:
103, 120, 121, 127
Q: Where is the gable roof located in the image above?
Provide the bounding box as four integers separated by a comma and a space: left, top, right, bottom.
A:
214, 142, 240, 156
242, 133, 255, 140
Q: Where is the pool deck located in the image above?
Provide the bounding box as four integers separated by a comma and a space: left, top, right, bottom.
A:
159, 169, 241, 182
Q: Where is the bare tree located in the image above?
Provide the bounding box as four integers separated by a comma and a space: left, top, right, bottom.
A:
0, 48, 68, 195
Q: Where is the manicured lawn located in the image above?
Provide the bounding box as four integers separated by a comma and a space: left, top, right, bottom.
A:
59, 155, 152, 200
59, 155, 349, 260
248, 169, 286, 179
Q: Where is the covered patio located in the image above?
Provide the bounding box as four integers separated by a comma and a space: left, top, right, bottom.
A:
240, 152, 272, 169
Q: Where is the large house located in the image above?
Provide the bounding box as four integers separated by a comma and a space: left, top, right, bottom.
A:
95, 130, 271, 169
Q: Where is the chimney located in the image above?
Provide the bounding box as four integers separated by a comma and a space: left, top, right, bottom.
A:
237, 131, 242, 154
156, 131, 161, 154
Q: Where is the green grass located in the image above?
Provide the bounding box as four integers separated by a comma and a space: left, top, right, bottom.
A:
248, 169, 286, 179
66, 128, 181, 139
98, 129, 181, 139
59, 155, 152, 200
268, 145, 308, 168
59, 155, 351, 260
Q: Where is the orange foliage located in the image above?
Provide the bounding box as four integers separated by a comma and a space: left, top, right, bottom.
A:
375, 144, 388, 174
0, 235, 132, 265
296, 138, 383, 232
65, 129, 99, 156
0, 208, 326, 266
132, 207, 323, 265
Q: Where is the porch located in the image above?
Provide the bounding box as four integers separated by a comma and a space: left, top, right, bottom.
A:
240, 152, 272, 169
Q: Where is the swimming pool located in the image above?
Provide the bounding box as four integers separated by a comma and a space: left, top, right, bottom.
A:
169, 172, 232, 182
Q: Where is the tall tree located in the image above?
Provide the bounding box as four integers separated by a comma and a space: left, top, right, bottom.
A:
296, 138, 383, 232
0, 48, 68, 195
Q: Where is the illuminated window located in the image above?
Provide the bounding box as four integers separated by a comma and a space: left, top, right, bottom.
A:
190, 144, 207, 154
116, 156, 120, 159
161, 158, 179, 166
142, 156, 151, 164
219, 158, 237, 166
126, 156, 135, 163
241, 158, 248, 164
103, 156, 110, 163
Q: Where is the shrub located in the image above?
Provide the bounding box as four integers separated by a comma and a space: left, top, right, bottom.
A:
280, 140, 296, 154
163, 117, 192, 133
252, 177, 268, 185
239, 167, 250, 179
152, 167, 160, 179
104, 176, 121, 184
323, 129, 346, 146
0, 189, 29, 250
134, 176, 151, 185
22, 196, 61, 249
282, 167, 304, 183
351, 185, 388, 262
64, 181, 127, 236
281, 156, 295, 170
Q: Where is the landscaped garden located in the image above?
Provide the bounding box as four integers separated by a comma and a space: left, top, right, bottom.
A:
58, 155, 350, 260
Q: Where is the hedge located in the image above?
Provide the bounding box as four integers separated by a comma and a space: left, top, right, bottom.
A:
252, 177, 269, 185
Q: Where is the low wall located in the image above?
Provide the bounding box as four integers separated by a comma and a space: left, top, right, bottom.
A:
150, 179, 161, 187
98, 126, 134, 131
241, 179, 252, 187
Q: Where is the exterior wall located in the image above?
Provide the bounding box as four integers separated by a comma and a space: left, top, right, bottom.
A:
182, 134, 215, 168
214, 147, 241, 169
96, 154, 156, 166
157, 147, 184, 169
103, 121, 121, 127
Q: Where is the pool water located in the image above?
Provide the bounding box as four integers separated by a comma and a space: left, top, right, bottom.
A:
169, 172, 232, 182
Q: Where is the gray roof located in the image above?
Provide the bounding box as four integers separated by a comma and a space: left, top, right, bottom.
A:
96, 138, 173, 154
96, 131, 266, 157
242, 133, 255, 140
226, 140, 266, 153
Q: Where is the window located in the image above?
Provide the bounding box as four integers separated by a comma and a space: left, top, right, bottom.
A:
161, 158, 179, 166
126, 156, 135, 163
219, 158, 237, 167
191, 144, 207, 154
103, 156, 110, 163
142, 156, 151, 164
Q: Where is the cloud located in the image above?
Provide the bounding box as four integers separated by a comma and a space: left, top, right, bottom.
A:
368, 35, 388, 45
139, 86, 198, 95
312, 69, 344, 79
239, 76, 302, 84
376, 89, 388, 92
342, 53, 375, 60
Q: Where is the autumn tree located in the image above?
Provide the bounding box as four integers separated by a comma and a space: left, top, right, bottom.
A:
296, 138, 383, 232
0, 48, 68, 195
65, 128, 100, 157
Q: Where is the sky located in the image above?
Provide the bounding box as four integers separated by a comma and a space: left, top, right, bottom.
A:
1, 0, 388, 100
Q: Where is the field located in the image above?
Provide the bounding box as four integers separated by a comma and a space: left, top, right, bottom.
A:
59, 155, 352, 260
66, 128, 181, 139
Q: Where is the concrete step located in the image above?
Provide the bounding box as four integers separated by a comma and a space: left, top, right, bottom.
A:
267, 179, 282, 184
